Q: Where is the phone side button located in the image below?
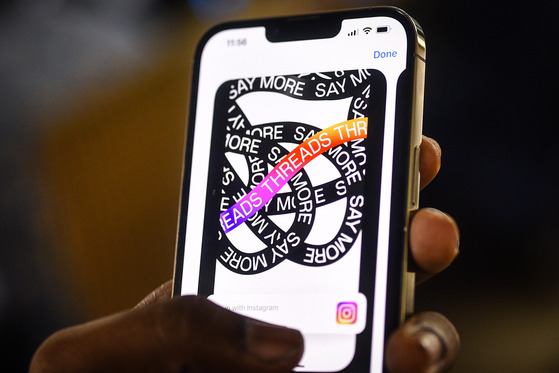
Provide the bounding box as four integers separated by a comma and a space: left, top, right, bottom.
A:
405, 271, 415, 316
410, 146, 420, 209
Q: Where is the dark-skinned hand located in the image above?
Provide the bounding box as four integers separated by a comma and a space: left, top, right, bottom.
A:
30, 136, 460, 373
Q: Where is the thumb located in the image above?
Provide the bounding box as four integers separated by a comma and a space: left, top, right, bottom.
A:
31, 296, 304, 373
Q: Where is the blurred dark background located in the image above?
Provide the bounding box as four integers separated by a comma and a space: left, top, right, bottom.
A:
1, 0, 557, 371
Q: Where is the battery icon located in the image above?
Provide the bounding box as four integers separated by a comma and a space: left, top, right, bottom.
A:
376, 26, 391, 33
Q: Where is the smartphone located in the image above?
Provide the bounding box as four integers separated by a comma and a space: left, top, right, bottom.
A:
173, 7, 425, 372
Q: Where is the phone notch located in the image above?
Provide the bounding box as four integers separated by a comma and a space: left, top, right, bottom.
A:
265, 14, 342, 42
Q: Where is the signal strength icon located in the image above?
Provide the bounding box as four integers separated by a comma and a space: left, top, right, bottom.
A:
363, 27, 372, 34
348, 29, 358, 36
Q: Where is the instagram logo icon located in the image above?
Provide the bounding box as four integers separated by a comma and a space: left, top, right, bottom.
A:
336, 302, 358, 324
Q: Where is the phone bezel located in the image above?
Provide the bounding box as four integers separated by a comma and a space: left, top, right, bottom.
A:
172, 6, 425, 372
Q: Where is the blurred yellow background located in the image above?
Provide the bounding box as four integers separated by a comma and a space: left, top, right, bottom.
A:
1, 0, 558, 372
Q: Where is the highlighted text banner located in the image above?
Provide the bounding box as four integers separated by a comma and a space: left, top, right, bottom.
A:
220, 118, 368, 233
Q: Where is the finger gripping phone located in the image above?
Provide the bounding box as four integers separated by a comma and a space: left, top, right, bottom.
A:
173, 7, 425, 372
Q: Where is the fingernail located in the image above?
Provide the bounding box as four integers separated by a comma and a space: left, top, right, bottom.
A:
404, 312, 460, 372
413, 329, 444, 366
245, 320, 303, 362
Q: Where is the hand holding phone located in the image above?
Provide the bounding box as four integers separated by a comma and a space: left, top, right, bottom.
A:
172, 6, 458, 373
29, 139, 459, 373
29, 7, 460, 373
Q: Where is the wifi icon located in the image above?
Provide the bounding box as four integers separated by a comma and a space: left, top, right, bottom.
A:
363, 27, 372, 34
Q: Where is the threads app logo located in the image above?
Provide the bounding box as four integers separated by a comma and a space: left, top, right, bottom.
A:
336, 302, 358, 324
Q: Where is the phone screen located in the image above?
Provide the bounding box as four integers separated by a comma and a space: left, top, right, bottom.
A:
175, 9, 424, 372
